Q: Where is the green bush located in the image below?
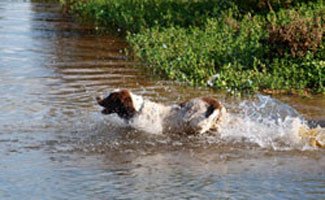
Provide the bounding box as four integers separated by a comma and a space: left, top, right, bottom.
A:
232, 0, 317, 14
62, 0, 325, 95
265, 1, 325, 57
128, 2, 325, 94
61, 0, 234, 33
127, 13, 267, 92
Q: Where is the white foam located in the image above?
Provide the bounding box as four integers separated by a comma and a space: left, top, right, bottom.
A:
214, 95, 316, 150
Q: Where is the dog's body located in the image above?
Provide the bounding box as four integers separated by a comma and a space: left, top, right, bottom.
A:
96, 88, 325, 148
96, 89, 227, 134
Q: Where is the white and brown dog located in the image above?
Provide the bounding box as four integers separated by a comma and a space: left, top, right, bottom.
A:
96, 89, 227, 134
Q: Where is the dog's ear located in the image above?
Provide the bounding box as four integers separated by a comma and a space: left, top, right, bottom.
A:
201, 97, 222, 118
205, 104, 216, 118
120, 93, 136, 118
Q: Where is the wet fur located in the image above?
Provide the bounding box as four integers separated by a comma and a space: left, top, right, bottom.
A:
97, 89, 227, 134
96, 89, 136, 119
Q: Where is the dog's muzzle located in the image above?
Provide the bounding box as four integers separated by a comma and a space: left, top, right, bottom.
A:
96, 96, 104, 106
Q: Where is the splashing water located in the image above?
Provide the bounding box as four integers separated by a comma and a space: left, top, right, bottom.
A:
100, 94, 323, 150
217, 95, 313, 150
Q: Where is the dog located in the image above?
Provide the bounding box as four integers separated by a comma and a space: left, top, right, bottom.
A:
96, 89, 325, 148
96, 89, 227, 134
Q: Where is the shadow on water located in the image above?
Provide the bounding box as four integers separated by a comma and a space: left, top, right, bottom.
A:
0, 0, 324, 199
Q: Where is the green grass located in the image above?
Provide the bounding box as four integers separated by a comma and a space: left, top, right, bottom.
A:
61, 0, 233, 33
61, 0, 325, 95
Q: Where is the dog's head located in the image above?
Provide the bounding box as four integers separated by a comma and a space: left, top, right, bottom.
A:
96, 89, 138, 120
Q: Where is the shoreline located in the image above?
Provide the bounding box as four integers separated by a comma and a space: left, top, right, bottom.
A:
60, 0, 325, 96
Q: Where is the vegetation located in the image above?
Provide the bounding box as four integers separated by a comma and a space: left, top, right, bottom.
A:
61, 0, 325, 95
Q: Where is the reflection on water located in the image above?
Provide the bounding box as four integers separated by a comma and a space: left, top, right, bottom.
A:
0, 1, 324, 199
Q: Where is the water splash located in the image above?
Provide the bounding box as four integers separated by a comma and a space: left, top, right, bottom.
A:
98, 95, 325, 150
240, 95, 303, 122
217, 95, 314, 150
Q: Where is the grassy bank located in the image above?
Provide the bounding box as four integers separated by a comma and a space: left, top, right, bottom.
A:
61, 0, 325, 95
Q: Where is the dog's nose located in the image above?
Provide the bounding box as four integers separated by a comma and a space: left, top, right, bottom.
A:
96, 96, 104, 105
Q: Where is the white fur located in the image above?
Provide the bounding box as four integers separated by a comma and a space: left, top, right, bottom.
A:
130, 93, 144, 112
101, 89, 226, 135
130, 93, 226, 134
130, 98, 172, 134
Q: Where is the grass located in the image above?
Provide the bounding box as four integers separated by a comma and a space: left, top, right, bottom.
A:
61, 0, 325, 95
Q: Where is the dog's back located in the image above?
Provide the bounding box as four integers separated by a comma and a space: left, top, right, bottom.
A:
166, 97, 226, 134
130, 99, 175, 134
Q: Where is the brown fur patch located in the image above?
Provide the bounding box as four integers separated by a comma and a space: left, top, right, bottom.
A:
201, 97, 222, 109
201, 97, 222, 118
97, 89, 136, 119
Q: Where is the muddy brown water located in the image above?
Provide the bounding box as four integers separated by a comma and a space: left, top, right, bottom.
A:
0, 1, 324, 199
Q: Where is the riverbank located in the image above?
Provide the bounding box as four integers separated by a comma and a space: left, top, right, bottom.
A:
61, 0, 325, 95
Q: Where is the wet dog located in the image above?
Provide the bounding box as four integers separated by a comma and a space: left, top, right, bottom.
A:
96, 89, 227, 134
96, 89, 325, 148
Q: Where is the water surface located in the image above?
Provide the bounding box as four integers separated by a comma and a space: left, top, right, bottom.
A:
0, 1, 324, 199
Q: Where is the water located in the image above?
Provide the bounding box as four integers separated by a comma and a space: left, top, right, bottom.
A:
0, 1, 325, 199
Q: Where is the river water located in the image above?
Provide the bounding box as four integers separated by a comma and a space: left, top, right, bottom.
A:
0, 1, 324, 199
